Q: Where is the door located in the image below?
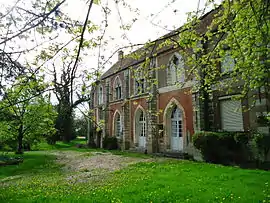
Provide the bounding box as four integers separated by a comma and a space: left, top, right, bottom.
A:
171, 107, 183, 151
138, 112, 146, 148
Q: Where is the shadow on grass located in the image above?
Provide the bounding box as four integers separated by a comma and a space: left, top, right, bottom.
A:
33, 139, 152, 159
110, 150, 151, 159
32, 138, 87, 151
0, 152, 59, 179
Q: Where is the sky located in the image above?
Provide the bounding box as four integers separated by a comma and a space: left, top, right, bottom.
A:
0, 0, 212, 109
0, 0, 210, 71
62, 0, 209, 71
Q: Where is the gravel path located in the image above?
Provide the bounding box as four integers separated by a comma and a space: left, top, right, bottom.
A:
51, 151, 154, 183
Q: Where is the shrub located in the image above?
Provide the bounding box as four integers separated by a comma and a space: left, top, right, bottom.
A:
251, 133, 270, 162
193, 131, 250, 164
103, 136, 118, 150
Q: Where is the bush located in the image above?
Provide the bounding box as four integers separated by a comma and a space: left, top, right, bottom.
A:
103, 136, 118, 150
193, 131, 250, 164
252, 133, 270, 162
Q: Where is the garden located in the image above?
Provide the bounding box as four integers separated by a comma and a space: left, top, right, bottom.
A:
1, 140, 270, 203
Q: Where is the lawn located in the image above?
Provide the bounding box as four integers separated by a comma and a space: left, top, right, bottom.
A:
0, 142, 270, 203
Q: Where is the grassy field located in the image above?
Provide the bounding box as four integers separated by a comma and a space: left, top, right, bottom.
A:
1, 141, 270, 203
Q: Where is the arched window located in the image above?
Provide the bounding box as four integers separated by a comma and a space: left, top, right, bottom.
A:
167, 53, 185, 85
114, 112, 122, 137
134, 68, 146, 95
113, 76, 122, 100
98, 86, 103, 105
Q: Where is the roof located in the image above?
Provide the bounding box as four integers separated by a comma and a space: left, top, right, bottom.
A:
100, 7, 219, 80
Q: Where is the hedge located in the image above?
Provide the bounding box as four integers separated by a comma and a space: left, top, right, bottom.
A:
193, 131, 269, 166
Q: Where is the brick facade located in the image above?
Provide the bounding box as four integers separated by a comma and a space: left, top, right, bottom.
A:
90, 8, 269, 154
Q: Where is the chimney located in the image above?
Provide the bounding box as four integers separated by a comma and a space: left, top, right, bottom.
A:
118, 50, 124, 61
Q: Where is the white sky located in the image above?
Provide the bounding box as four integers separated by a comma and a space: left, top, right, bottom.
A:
0, 0, 210, 72
0, 0, 212, 109
63, 0, 209, 71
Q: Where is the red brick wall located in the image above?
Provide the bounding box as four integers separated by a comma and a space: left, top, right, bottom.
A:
108, 102, 122, 137
130, 97, 147, 142
158, 88, 194, 135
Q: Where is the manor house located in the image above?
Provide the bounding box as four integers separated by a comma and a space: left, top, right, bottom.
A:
90, 9, 269, 153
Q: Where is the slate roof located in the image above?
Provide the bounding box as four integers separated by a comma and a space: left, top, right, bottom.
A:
100, 8, 218, 80
100, 31, 178, 80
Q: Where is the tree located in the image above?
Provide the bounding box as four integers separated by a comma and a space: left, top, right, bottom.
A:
0, 0, 102, 143
50, 49, 95, 142
73, 116, 88, 138
177, 0, 269, 107
0, 77, 57, 154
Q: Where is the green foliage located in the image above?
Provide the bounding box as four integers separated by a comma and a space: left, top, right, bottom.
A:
257, 113, 270, 126
252, 133, 270, 162
0, 79, 57, 153
103, 136, 119, 150
178, 0, 270, 99
193, 131, 270, 166
73, 116, 88, 138
193, 131, 251, 164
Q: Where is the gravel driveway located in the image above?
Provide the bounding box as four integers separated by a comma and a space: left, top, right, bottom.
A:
52, 151, 154, 183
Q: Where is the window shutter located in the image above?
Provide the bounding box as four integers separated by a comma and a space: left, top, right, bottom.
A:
220, 99, 244, 131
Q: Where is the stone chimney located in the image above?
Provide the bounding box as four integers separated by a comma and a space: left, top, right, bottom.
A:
118, 50, 124, 61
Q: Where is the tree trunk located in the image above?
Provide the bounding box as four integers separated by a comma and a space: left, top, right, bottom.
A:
16, 124, 23, 154
62, 107, 73, 143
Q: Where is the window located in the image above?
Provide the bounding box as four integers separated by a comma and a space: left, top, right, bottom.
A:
171, 106, 183, 138
167, 53, 185, 85
220, 98, 244, 131
134, 70, 145, 95
221, 53, 235, 73
139, 111, 146, 137
98, 86, 103, 105
135, 109, 146, 148
115, 112, 122, 137
114, 76, 122, 100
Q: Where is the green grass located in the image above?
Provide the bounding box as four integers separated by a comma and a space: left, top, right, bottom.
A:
32, 138, 88, 151
33, 139, 151, 159
1, 150, 270, 203
0, 152, 60, 179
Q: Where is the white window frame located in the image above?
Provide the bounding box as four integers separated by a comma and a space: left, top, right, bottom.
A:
171, 107, 183, 138
139, 111, 146, 137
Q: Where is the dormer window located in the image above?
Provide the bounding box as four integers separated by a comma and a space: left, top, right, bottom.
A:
114, 76, 122, 100
167, 53, 185, 85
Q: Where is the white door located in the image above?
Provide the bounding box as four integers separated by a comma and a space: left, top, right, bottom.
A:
220, 99, 244, 131
171, 107, 183, 151
138, 112, 146, 148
